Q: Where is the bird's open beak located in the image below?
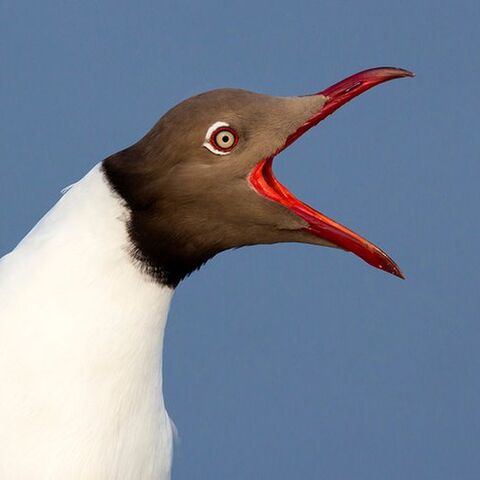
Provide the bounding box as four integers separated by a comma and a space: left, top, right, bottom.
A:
249, 67, 414, 279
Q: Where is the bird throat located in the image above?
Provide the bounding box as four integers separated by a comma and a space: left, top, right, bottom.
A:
103, 146, 218, 287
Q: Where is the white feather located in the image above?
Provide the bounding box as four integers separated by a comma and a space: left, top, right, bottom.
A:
0, 164, 174, 479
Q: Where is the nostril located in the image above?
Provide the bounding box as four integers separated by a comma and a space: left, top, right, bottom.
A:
343, 81, 363, 94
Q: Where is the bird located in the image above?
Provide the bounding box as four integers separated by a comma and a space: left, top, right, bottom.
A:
0, 67, 413, 479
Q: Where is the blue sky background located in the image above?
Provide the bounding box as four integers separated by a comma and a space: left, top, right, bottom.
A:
1, 1, 479, 478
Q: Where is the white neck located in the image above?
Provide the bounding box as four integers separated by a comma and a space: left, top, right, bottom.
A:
0, 165, 174, 479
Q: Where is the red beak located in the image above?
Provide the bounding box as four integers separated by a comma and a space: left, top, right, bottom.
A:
250, 67, 414, 279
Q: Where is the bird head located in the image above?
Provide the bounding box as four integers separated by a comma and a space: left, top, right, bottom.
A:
104, 67, 413, 287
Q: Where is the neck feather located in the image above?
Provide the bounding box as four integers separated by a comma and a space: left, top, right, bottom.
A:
103, 146, 218, 287
0, 164, 174, 479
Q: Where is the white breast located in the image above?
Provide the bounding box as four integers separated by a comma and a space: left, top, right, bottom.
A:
0, 165, 174, 479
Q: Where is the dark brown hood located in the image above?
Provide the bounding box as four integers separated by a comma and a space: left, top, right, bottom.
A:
103, 67, 413, 287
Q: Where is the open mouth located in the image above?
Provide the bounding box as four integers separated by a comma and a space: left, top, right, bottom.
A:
249, 67, 414, 279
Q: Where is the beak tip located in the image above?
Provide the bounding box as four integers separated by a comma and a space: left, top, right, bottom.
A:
399, 68, 415, 78
394, 269, 406, 280
374, 67, 415, 79
385, 264, 406, 280
375, 254, 405, 280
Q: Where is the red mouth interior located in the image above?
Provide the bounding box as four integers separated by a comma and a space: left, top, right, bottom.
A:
249, 156, 405, 279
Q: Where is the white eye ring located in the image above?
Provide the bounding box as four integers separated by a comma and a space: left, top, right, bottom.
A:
203, 121, 238, 155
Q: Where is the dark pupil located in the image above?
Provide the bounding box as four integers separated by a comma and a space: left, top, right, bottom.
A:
222, 135, 230, 143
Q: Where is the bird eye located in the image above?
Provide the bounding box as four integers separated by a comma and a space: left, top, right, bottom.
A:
210, 127, 238, 152
203, 122, 239, 155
